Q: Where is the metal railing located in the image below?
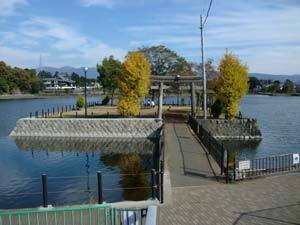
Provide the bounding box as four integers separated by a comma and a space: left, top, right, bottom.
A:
188, 116, 227, 176
235, 152, 300, 180
29, 101, 100, 118
0, 204, 113, 225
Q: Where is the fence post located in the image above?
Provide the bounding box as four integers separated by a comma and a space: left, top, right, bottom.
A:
97, 171, 103, 204
52, 107, 55, 115
76, 112, 78, 118
160, 160, 164, 204
60, 112, 63, 118
42, 174, 48, 208
29, 112, 32, 118
221, 143, 224, 175
151, 169, 156, 200
42, 109, 44, 118
35, 111, 38, 118
226, 150, 229, 184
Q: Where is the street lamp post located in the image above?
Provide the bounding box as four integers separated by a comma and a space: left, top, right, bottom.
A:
84, 67, 88, 118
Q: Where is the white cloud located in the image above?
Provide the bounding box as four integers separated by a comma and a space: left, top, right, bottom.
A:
0, 0, 28, 16
79, 0, 115, 8
0, 46, 45, 68
0, 16, 126, 67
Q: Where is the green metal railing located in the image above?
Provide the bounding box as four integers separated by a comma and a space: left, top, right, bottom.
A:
0, 204, 113, 225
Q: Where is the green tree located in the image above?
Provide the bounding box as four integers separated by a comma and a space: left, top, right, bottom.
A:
118, 51, 150, 116
216, 52, 249, 118
269, 80, 281, 93
139, 45, 192, 76
76, 95, 85, 108
211, 99, 223, 118
0, 77, 9, 94
282, 79, 294, 93
97, 56, 122, 106
248, 77, 261, 91
38, 70, 52, 79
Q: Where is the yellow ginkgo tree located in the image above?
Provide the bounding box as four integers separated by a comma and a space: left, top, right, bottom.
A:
118, 51, 150, 116
216, 52, 249, 118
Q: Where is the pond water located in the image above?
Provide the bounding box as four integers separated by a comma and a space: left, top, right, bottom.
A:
1, 95, 299, 209
0, 97, 156, 209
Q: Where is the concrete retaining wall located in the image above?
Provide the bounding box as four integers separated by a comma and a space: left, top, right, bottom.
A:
200, 118, 262, 140
10, 118, 163, 138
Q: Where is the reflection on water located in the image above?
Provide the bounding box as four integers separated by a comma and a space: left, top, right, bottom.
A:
102, 153, 150, 201
13, 136, 156, 154
222, 140, 261, 160
0, 136, 156, 209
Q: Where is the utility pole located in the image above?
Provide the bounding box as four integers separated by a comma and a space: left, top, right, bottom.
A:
200, 15, 207, 120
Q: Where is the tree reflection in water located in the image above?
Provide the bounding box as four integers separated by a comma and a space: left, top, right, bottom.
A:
101, 153, 151, 201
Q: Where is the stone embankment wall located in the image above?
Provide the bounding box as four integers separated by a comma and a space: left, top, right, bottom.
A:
200, 118, 262, 140
10, 118, 163, 138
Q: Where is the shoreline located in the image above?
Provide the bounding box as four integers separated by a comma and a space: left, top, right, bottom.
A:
248, 92, 300, 97
0, 93, 101, 100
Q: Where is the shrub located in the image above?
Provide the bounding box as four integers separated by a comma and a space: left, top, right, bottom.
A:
211, 99, 223, 118
76, 95, 85, 108
101, 95, 110, 105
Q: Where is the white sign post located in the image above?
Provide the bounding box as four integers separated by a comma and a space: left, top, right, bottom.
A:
293, 153, 299, 165
239, 160, 251, 171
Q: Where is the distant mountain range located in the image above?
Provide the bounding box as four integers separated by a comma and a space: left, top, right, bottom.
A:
38, 67, 300, 84
38, 66, 98, 78
249, 73, 300, 84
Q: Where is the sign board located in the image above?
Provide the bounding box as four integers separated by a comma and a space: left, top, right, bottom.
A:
239, 160, 251, 170
293, 153, 300, 165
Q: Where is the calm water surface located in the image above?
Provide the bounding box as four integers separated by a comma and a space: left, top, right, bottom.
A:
0, 97, 154, 209
0, 95, 299, 209
238, 95, 300, 159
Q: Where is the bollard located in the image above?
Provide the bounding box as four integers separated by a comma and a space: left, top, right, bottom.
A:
151, 169, 156, 200
42, 174, 48, 208
160, 160, 164, 203
97, 171, 103, 204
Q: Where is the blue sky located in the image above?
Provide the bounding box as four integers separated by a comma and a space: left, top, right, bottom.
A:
0, 0, 299, 74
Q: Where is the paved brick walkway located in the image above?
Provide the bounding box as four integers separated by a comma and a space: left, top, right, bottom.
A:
159, 123, 300, 225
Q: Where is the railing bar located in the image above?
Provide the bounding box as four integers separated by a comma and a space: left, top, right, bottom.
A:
9, 215, 12, 225
27, 214, 30, 225
71, 211, 74, 225
80, 210, 83, 225
54, 212, 57, 225
36, 213, 39, 225
18, 214, 21, 225
104, 208, 107, 225
45, 212, 48, 225
63, 211, 66, 225
89, 208, 92, 225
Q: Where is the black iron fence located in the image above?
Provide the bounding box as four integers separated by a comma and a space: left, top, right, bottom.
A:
188, 115, 300, 182
29, 101, 100, 118
235, 152, 300, 180
188, 116, 228, 177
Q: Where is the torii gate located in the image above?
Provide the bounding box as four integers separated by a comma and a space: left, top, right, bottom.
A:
151, 75, 202, 119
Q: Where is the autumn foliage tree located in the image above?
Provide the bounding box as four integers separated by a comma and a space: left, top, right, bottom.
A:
216, 52, 248, 118
118, 52, 150, 116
